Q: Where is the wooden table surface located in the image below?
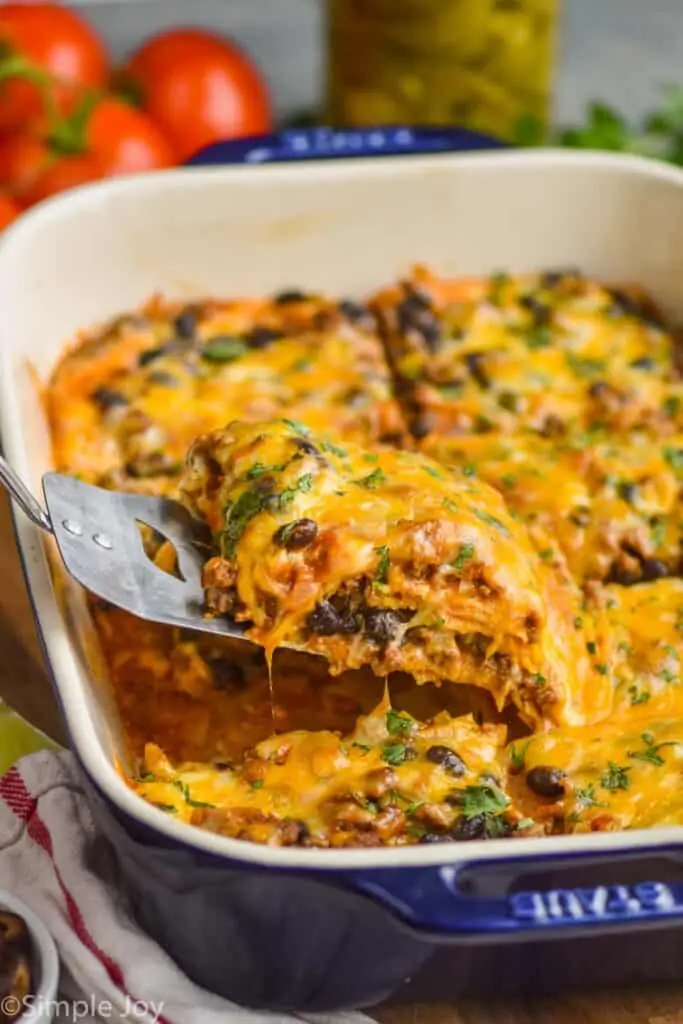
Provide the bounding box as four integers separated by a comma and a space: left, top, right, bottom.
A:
3, 492, 683, 1024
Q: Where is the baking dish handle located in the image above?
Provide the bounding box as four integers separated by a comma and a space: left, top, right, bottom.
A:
344, 849, 683, 940
184, 125, 506, 167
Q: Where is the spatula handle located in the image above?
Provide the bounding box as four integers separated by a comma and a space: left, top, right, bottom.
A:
0, 455, 52, 533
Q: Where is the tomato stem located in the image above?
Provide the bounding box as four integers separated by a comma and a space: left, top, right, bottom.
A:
46, 89, 99, 156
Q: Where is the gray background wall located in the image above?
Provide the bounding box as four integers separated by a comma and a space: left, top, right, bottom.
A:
74, 0, 683, 127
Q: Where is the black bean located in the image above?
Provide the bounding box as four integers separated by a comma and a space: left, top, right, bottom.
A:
466, 352, 490, 390
294, 439, 319, 456
343, 387, 369, 410
124, 454, 178, 479
274, 518, 318, 550
307, 600, 358, 636
526, 766, 566, 799
498, 390, 520, 412
207, 659, 246, 691
138, 346, 168, 367
520, 295, 551, 326
449, 814, 487, 841
607, 564, 641, 586
146, 371, 178, 387
173, 308, 198, 340
569, 506, 591, 528
540, 268, 581, 289
630, 356, 656, 370
281, 818, 310, 846
274, 289, 309, 304
617, 481, 638, 504
607, 289, 644, 319
420, 319, 443, 353
91, 386, 128, 410
540, 414, 565, 438
479, 772, 502, 788
363, 608, 405, 644
640, 557, 670, 581
338, 299, 370, 323
412, 413, 436, 440
425, 745, 466, 777
418, 832, 450, 844
253, 475, 277, 495
244, 326, 282, 349
588, 381, 610, 398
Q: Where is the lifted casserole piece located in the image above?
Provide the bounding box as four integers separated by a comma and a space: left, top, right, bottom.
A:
180, 418, 610, 729
129, 698, 535, 848
46, 289, 407, 497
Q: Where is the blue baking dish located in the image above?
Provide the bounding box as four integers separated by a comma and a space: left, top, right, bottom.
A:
4, 126, 683, 1011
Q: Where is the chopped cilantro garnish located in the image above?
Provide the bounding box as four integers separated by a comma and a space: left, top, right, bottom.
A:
574, 616, 584, 629
531, 673, 547, 688
663, 446, 683, 472
221, 489, 267, 558
538, 548, 554, 560
509, 739, 531, 772
423, 464, 444, 479
135, 772, 156, 783
457, 784, 510, 819
586, 640, 597, 655
250, 779, 265, 790
628, 732, 679, 767
462, 462, 477, 477
452, 542, 476, 573
352, 742, 372, 754
474, 508, 511, 536
594, 663, 610, 676
321, 440, 348, 457
525, 324, 551, 349
659, 668, 678, 683
280, 418, 311, 436
172, 780, 217, 808
516, 818, 535, 831
278, 473, 315, 509
246, 460, 288, 480
565, 352, 607, 378
663, 395, 681, 418
355, 468, 387, 489
386, 708, 413, 736
363, 452, 379, 464
151, 803, 178, 814
489, 270, 510, 305
381, 743, 412, 766
600, 761, 631, 791
443, 497, 460, 514
628, 685, 651, 706
575, 784, 607, 810
373, 545, 391, 588
500, 474, 517, 488
201, 336, 247, 363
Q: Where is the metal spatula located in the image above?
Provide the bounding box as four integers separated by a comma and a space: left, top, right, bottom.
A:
0, 455, 247, 639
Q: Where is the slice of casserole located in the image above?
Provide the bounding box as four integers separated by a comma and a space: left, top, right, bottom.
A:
129, 698, 534, 848
372, 264, 679, 442
46, 289, 407, 497
180, 418, 609, 728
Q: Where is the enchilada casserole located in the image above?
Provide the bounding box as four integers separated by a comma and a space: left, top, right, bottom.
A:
45, 267, 683, 847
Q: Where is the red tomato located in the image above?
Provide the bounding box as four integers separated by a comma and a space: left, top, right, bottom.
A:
0, 192, 21, 229
0, 3, 108, 132
84, 96, 174, 176
23, 153, 103, 206
121, 28, 271, 162
0, 133, 49, 197
0, 94, 173, 206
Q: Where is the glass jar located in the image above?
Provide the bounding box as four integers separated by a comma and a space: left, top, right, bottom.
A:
325, 0, 560, 142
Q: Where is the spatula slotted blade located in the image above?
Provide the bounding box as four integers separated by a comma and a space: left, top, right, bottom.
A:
42, 473, 247, 638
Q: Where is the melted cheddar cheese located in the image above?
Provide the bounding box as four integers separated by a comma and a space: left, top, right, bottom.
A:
44, 269, 683, 848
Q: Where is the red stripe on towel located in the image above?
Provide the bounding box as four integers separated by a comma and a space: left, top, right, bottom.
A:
1, 765, 174, 1024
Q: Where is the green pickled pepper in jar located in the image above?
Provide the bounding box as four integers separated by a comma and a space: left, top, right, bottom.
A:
325, 0, 559, 141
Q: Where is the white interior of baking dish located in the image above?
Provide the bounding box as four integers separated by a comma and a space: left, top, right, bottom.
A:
2, 149, 683, 869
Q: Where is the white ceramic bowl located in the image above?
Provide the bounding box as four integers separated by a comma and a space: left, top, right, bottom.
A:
0, 890, 59, 1024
